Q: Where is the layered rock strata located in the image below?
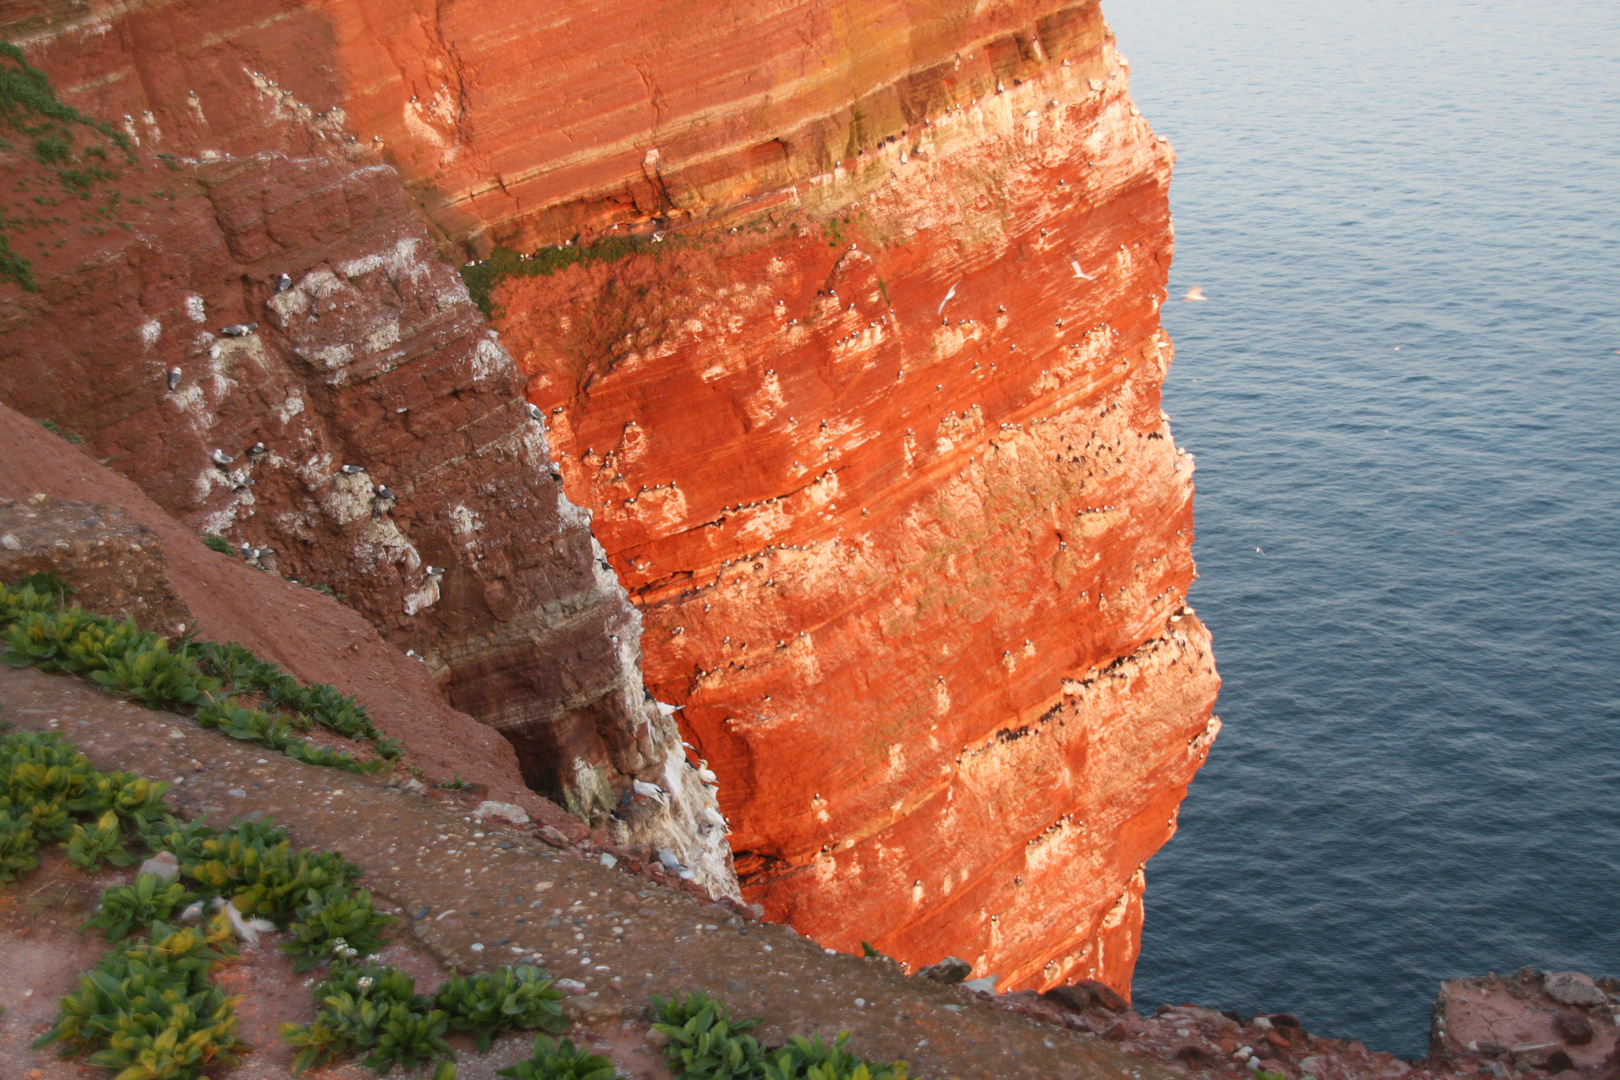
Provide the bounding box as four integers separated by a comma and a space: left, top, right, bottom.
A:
2, 0, 1218, 989
483, 11, 1220, 991
0, 37, 733, 894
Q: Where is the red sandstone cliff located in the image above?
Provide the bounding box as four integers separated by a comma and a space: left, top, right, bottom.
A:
2, 0, 1218, 995
0, 32, 735, 894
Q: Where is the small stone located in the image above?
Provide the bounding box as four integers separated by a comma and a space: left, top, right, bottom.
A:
916, 956, 972, 984
1554, 1013, 1594, 1045
0, 533, 21, 551
555, 978, 587, 993
960, 975, 999, 995
599, 852, 618, 868
538, 826, 571, 848
470, 943, 485, 952
474, 800, 529, 826
1251, 1015, 1274, 1031
1544, 971, 1606, 1007
646, 1028, 671, 1049
228, 788, 247, 798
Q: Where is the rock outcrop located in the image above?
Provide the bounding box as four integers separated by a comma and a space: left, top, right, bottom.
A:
486, 9, 1220, 992
0, 38, 733, 895
2, 0, 1217, 990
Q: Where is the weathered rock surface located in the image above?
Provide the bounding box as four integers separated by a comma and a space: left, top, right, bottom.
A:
4, 0, 1215, 988
1431, 968, 1620, 1074
490, 13, 1219, 992
0, 495, 191, 636
0, 36, 733, 895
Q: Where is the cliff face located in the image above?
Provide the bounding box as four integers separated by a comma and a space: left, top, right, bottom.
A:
492, 37, 1220, 991
2, 0, 1218, 994
0, 29, 734, 894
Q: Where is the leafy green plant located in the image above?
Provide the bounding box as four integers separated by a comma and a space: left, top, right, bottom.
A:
651, 993, 767, 1080
498, 1036, 619, 1080
436, 965, 569, 1051
2, 583, 405, 781
201, 535, 235, 557
33, 921, 245, 1080
82, 872, 195, 940
0, 580, 59, 623
0, 806, 40, 882
92, 770, 174, 831
759, 1033, 910, 1080
88, 635, 220, 708
64, 808, 136, 871
1, 728, 100, 810
282, 963, 454, 1077
13, 571, 73, 599
196, 696, 293, 747
649, 995, 911, 1080
177, 819, 361, 928
281, 885, 394, 972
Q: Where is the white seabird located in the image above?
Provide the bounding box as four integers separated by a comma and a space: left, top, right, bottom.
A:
219, 322, 258, 337
211, 448, 234, 466
167, 367, 182, 390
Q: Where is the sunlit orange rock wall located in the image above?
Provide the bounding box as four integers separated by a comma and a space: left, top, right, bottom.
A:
487, 16, 1221, 993
3, 0, 1220, 993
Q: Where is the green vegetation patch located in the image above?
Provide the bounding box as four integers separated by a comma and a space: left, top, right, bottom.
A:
650, 992, 913, 1080
460, 237, 647, 319
0, 41, 135, 292
0, 578, 403, 775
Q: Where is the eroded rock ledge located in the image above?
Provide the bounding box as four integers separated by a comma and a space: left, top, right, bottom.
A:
3, 0, 1216, 987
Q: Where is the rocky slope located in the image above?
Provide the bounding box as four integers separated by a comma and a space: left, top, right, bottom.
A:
1, 0, 1217, 992
0, 38, 732, 894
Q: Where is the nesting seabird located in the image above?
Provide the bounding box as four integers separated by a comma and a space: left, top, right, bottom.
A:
524, 401, 544, 421
238, 542, 253, 558
375, 485, 398, 500
275, 273, 293, 292
246, 442, 267, 456
633, 779, 669, 805
219, 322, 258, 337
167, 367, 183, 390
425, 565, 443, 576
211, 448, 234, 466
340, 464, 365, 475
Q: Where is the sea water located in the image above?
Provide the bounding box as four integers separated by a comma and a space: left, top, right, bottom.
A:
1104, 0, 1620, 1057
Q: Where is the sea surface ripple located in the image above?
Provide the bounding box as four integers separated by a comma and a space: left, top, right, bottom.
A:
1106, 0, 1620, 1057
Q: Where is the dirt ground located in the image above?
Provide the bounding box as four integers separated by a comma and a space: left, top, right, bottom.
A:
0, 663, 1177, 1080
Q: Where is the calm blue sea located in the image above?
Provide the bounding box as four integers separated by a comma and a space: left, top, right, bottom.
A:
1104, 0, 1620, 1058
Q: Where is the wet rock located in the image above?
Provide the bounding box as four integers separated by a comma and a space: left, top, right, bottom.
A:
916, 956, 972, 985
960, 975, 999, 995
1544, 972, 1606, 1007
1555, 1012, 1594, 1045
